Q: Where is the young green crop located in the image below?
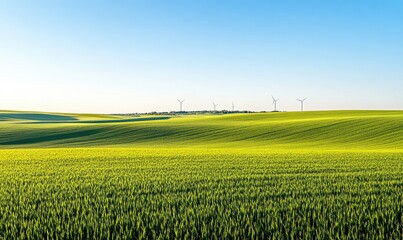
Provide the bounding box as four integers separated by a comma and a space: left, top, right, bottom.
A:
1, 110, 403, 150
0, 110, 403, 239
0, 148, 402, 239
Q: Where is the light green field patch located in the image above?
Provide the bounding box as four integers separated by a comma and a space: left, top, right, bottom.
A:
0, 110, 402, 239
1, 110, 403, 150
0, 148, 402, 239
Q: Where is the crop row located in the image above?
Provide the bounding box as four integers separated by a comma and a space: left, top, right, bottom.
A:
0, 149, 402, 239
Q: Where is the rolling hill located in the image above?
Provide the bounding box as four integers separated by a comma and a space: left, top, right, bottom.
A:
0, 110, 403, 150
1, 110, 403, 239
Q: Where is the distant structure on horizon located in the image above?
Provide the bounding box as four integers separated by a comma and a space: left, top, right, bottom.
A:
213, 102, 218, 112
272, 96, 280, 112
297, 98, 307, 111
170, 96, 310, 113
177, 99, 185, 112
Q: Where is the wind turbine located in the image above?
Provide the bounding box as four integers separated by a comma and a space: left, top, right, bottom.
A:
213, 102, 218, 112
272, 96, 279, 111
177, 99, 185, 112
232, 102, 235, 112
297, 98, 307, 111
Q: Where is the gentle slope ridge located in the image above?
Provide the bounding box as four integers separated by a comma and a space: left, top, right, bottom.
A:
0, 110, 402, 150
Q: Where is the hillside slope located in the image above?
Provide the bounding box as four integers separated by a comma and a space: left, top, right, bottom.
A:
0, 110, 403, 150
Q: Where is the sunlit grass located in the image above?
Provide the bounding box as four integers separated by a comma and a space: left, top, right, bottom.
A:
0, 110, 402, 238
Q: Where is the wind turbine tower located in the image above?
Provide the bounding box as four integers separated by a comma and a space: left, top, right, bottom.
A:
177, 99, 185, 112
297, 98, 307, 111
232, 102, 235, 112
272, 96, 280, 112
213, 102, 218, 112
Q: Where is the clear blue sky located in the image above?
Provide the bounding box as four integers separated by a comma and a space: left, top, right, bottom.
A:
1, 0, 402, 113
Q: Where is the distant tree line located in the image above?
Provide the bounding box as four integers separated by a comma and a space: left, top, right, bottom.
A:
113, 110, 276, 116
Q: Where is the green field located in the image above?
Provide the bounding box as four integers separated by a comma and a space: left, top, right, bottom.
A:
1, 110, 402, 239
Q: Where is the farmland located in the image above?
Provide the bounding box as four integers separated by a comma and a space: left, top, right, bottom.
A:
1, 110, 403, 239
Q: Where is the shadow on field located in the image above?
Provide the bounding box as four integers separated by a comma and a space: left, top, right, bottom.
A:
0, 129, 100, 145
25, 116, 171, 124
0, 113, 77, 121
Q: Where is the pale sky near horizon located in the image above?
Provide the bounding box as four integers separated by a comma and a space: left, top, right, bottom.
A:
0, 0, 402, 113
